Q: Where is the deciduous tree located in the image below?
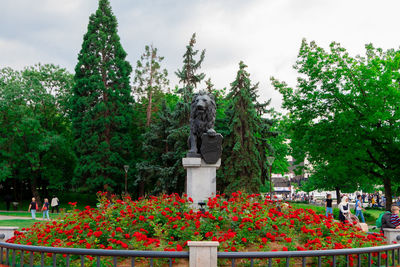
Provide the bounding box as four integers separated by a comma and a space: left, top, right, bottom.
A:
272, 40, 400, 209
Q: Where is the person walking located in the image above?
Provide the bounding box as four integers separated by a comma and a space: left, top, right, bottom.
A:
338, 196, 351, 223
325, 194, 333, 218
28, 197, 38, 219
41, 198, 50, 220
355, 195, 365, 223
51, 196, 59, 213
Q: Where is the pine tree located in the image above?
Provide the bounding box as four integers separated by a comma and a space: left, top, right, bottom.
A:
132, 45, 169, 196
133, 45, 169, 127
222, 61, 262, 194
71, 0, 135, 191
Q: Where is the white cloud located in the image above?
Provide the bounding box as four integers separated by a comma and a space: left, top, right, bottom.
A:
1, 0, 400, 112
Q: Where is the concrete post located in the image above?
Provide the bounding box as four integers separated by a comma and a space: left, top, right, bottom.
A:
182, 158, 221, 206
0, 227, 18, 241
188, 241, 219, 267
383, 228, 400, 244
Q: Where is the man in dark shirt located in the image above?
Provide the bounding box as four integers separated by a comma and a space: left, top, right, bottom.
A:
325, 194, 333, 218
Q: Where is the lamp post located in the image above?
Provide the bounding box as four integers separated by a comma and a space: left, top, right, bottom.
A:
123, 165, 129, 195
267, 156, 275, 197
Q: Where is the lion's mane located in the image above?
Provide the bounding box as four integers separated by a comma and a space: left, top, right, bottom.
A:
190, 92, 216, 137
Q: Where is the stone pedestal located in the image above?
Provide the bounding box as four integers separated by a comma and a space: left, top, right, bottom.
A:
0, 227, 18, 241
383, 228, 400, 244
188, 241, 219, 267
182, 157, 221, 206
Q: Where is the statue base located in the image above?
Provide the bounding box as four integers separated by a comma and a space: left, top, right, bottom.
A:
182, 157, 221, 207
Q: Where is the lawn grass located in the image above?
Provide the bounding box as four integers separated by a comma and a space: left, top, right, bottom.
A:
0, 219, 39, 228
289, 202, 381, 226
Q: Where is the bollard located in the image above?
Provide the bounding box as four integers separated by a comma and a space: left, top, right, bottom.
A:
188, 241, 219, 267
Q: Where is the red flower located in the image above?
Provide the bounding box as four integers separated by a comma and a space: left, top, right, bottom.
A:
232, 216, 239, 221
205, 232, 213, 237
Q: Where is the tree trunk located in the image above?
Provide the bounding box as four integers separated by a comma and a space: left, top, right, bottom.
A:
146, 91, 153, 127
335, 187, 341, 205
383, 177, 392, 211
138, 181, 145, 198
30, 176, 41, 206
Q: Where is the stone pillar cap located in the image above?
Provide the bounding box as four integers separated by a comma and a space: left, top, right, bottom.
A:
187, 241, 220, 247
383, 228, 400, 232
182, 158, 221, 168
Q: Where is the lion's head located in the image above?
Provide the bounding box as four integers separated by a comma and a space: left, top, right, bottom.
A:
190, 91, 216, 133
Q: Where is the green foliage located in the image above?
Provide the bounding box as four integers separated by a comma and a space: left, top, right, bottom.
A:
133, 44, 169, 127
221, 62, 262, 193
134, 34, 207, 195
71, 0, 135, 191
133, 45, 170, 196
0, 64, 75, 202
273, 40, 400, 209
0, 21, 290, 199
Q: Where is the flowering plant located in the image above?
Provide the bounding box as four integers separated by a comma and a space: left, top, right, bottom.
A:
7, 191, 386, 266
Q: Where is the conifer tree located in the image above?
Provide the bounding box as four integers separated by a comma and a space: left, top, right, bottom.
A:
174, 33, 206, 123
133, 45, 169, 127
71, 0, 135, 191
135, 99, 176, 194
134, 34, 206, 195
133, 45, 169, 196
222, 61, 262, 194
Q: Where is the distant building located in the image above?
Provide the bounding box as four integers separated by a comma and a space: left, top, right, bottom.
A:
271, 155, 309, 195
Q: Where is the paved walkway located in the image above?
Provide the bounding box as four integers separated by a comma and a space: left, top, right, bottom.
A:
0, 215, 44, 220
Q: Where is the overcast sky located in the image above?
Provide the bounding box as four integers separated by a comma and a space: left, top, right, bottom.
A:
1, 0, 400, 112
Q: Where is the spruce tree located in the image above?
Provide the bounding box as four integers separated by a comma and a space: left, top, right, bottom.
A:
174, 33, 205, 123
222, 61, 262, 194
135, 99, 176, 194
71, 0, 134, 191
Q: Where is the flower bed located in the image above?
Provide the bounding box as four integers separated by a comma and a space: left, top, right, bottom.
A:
6, 192, 386, 265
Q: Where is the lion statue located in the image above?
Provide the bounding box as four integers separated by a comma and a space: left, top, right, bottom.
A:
187, 91, 217, 157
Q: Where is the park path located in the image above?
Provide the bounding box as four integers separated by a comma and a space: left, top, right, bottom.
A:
0, 215, 44, 220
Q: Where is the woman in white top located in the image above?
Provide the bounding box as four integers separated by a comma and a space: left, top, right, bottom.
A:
338, 196, 351, 223
51, 196, 59, 213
